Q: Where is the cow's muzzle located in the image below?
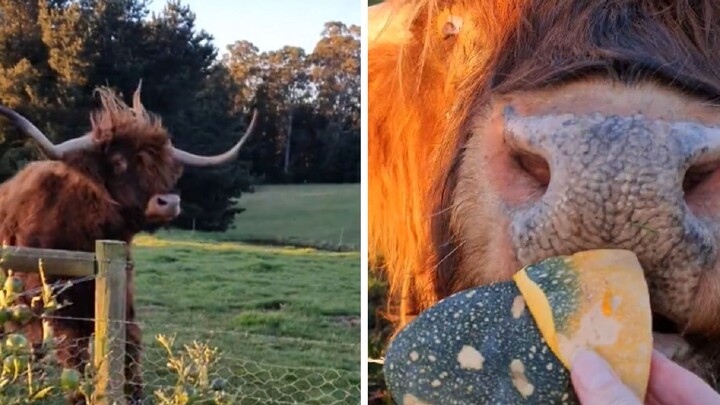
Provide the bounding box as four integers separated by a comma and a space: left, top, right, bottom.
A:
145, 194, 181, 223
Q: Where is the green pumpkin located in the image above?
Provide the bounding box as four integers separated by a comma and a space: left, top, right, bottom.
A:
383, 250, 652, 404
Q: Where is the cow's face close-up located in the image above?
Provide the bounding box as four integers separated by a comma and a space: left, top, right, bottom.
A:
86, 96, 186, 227
369, 0, 720, 388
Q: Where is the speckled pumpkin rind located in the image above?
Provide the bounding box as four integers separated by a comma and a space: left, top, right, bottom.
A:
513, 249, 652, 401
383, 249, 652, 405
383, 281, 578, 405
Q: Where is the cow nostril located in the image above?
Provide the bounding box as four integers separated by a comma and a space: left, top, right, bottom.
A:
652, 312, 679, 334
157, 197, 167, 206
683, 162, 718, 195
513, 151, 551, 188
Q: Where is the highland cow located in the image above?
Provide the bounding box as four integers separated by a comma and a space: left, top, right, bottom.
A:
0, 84, 257, 403
369, 0, 720, 390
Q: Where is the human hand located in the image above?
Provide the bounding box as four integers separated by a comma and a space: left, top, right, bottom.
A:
571, 349, 720, 405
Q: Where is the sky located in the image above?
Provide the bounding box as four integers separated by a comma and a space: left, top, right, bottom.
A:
146, 0, 361, 56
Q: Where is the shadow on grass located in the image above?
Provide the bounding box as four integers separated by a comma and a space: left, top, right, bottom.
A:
238, 237, 358, 253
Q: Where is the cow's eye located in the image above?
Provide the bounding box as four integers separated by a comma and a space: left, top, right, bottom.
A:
111, 154, 128, 175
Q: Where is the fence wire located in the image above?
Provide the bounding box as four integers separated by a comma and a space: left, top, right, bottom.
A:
0, 319, 360, 404
137, 338, 360, 405
0, 268, 360, 404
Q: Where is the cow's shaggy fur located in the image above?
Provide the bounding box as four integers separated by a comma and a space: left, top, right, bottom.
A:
0, 87, 183, 403
370, 0, 720, 388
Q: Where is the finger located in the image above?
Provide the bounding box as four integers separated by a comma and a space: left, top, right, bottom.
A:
570, 350, 642, 405
646, 350, 720, 405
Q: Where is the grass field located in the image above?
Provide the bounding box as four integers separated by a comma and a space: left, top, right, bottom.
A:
155, 184, 361, 250
130, 183, 361, 404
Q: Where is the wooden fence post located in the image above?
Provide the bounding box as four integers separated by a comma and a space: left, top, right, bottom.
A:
93, 240, 127, 405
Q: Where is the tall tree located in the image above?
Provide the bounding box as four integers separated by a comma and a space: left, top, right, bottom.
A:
307, 21, 361, 183
0, 0, 50, 181
309, 22, 361, 129
223, 23, 362, 184
223, 40, 262, 114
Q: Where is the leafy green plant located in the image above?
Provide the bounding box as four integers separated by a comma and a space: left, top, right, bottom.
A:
0, 259, 94, 404
153, 334, 231, 405
0, 257, 237, 404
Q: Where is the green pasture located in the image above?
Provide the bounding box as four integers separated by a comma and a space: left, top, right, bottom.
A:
156, 183, 361, 251
131, 183, 361, 404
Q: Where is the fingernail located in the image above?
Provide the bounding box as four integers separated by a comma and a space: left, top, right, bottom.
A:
572, 350, 617, 391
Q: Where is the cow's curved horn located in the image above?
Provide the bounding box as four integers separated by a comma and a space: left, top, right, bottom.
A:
132, 79, 145, 116
172, 109, 259, 167
0, 105, 95, 159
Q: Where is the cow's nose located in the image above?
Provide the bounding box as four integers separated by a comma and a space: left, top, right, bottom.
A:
503, 106, 719, 330
145, 193, 182, 222
155, 194, 180, 206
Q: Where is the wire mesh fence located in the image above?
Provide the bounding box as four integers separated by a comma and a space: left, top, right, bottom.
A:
0, 243, 361, 404
136, 330, 360, 404
0, 325, 361, 404
136, 322, 360, 404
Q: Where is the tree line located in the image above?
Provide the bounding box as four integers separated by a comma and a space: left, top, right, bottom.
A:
0, 0, 360, 231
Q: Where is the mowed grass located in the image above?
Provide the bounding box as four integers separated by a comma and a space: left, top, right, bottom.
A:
130, 184, 361, 403
156, 183, 361, 250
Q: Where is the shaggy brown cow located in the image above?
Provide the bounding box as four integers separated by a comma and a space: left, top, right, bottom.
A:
369, 0, 720, 391
0, 84, 257, 404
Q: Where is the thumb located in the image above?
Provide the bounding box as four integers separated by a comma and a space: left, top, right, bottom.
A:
570, 350, 642, 405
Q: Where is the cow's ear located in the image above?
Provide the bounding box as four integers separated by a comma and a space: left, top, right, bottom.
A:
110, 153, 128, 175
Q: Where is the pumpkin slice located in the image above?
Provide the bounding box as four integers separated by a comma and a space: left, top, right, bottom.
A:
383, 249, 652, 405
513, 249, 652, 400
384, 281, 577, 404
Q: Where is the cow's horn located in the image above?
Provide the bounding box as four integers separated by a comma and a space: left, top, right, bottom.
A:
172, 109, 259, 167
0, 105, 94, 160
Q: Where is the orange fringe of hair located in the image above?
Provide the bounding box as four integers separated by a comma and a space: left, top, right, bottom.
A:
368, 0, 525, 332
89, 82, 169, 150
